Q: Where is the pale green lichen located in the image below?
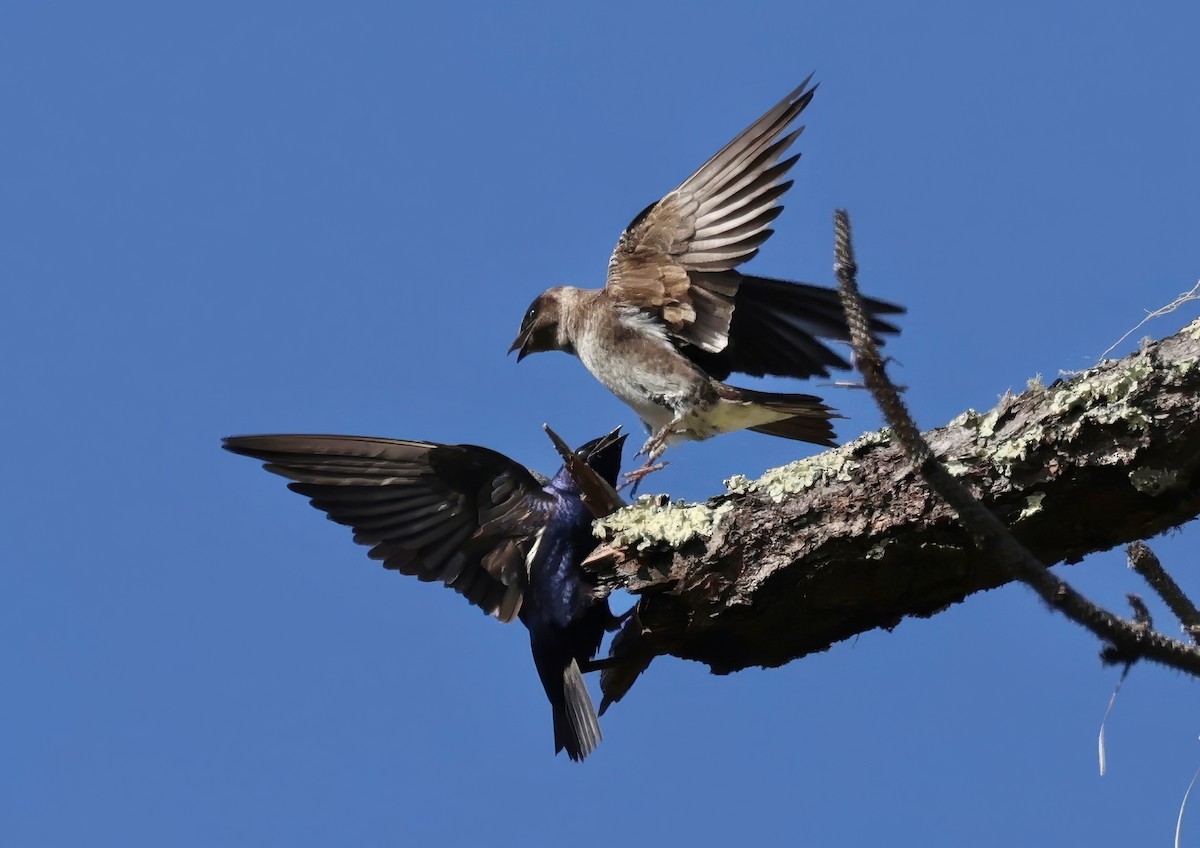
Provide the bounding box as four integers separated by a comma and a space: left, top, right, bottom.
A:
1047, 357, 1155, 435
1017, 492, 1045, 521
976, 407, 1004, 439
978, 360, 1146, 476
753, 453, 859, 502
951, 406, 1004, 438
864, 540, 893, 560
1049, 359, 1151, 415
1129, 467, 1180, 496
596, 497, 734, 550
989, 430, 1044, 471
722, 431, 891, 503
1026, 373, 1045, 392
851, 428, 895, 450
948, 408, 982, 429
1186, 317, 1200, 341
943, 458, 974, 477
723, 474, 754, 495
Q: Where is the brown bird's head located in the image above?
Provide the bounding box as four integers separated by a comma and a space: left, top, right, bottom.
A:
509, 287, 575, 360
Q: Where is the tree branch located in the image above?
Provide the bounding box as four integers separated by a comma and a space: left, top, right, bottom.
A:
589, 305, 1200, 676
1128, 541, 1200, 644
833, 207, 1200, 675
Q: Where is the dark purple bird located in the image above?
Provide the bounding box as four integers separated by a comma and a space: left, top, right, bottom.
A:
223, 427, 627, 762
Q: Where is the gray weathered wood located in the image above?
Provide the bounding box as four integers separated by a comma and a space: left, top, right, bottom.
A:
588, 319, 1200, 674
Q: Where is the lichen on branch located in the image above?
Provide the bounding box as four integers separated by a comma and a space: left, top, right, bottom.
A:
587, 318, 1200, 675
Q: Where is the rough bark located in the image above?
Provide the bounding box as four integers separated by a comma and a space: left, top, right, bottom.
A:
588, 318, 1200, 675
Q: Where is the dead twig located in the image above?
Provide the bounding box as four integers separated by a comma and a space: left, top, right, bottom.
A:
1099, 279, 1200, 361
1128, 541, 1200, 645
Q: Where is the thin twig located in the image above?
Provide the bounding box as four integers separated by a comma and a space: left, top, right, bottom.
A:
1098, 662, 1133, 776
1097, 595, 1152, 775
1127, 593, 1154, 630
1099, 279, 1200, 361
833, 209, 1200, 677
1179, 759, 1200, 848
1128, 541, 1200, 645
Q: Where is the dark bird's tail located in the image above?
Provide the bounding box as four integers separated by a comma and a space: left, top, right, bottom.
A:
555, 659, 602, 762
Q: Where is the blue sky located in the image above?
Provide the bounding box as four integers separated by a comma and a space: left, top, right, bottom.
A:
4, 2, 1199, 845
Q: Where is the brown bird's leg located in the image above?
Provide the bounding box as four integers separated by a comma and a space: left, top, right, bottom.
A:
620, 423, 679, 490
637, 426, 673, 461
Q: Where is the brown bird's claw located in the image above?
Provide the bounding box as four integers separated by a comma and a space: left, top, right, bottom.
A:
637, 428, 673, 461
620, 461, 669, 493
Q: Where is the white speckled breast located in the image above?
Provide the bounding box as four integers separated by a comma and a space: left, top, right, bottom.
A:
574, 307, 703, 432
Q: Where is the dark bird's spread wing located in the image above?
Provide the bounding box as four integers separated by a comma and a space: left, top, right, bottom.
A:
603, 78, 905, 381
222, 434, 554, 623
604, 78, 817, 353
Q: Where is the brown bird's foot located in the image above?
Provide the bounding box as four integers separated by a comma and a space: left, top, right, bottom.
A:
620, 460, 669, 493
637, 427, 675, 460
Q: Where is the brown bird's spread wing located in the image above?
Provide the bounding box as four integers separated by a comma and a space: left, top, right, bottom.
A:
223, 434, 554, 623
605, 77, 817, 354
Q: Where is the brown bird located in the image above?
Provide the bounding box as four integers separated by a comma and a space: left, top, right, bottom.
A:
509, 76, 903, 482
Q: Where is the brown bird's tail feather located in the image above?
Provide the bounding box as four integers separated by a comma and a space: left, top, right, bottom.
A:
748, 416, 837, 445
714, 383, 840, 447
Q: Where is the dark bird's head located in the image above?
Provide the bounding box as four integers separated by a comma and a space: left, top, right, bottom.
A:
549, 426, 628, 494
541, 424, 627, 518
574, 429, 626, 488
509, 287, 576, 360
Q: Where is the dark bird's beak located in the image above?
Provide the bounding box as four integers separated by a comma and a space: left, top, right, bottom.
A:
543, 424, 626, 518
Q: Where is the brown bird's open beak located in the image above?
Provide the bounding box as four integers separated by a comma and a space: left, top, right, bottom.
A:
508, 329, 531, 361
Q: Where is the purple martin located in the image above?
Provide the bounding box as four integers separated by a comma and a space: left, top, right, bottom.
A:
223, 427, 627, 762
509, 77, 903, 481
